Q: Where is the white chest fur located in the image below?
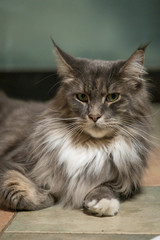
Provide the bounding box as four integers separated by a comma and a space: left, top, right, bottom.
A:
46, 134, 108, 178
45, 132, 141, 207
46, 132, 140, 178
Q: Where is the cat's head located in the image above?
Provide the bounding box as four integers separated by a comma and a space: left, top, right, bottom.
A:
52, 40, 150, 139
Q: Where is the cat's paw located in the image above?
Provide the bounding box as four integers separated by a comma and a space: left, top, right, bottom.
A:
83, 198, 120, 217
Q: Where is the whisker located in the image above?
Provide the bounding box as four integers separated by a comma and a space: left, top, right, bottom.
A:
120, 120, 158, 141
117, 124, 154, 148
47, 81, 60, 94
35, 73, 57, 85
144, 109, 160, 118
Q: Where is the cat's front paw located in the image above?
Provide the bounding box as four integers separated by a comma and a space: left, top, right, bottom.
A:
83, 198, 120, 217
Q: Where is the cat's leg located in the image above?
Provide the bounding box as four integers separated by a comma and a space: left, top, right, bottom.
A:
0, 170, 55, 211
83, 185, 119, 217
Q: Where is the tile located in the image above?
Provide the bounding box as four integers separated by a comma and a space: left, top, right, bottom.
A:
0, 233, 157, 240
0, 210, 15, 233
142, 148, 160, 186
4, 187, 160, 235
142, 104, 160, 186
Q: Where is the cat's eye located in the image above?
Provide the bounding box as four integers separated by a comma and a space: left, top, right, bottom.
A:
106, 93, 120, 102
76, 93, 88, 102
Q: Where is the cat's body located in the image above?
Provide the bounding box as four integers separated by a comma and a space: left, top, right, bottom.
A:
0, 42, 151, 216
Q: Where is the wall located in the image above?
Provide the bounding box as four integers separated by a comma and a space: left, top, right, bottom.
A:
0, 0, 160, 70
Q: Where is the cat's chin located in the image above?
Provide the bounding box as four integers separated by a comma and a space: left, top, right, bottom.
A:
84, 126, 115, 139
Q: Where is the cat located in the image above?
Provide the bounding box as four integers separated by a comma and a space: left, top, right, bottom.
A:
0, 40, 151, 217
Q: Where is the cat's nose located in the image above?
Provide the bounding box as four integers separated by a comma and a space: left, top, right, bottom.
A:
88, 114, 101, 122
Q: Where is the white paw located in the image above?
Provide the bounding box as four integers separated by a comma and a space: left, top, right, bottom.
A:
86, 198, 120, 217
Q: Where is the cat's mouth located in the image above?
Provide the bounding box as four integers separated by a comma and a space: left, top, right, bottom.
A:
84, 123, 116, 139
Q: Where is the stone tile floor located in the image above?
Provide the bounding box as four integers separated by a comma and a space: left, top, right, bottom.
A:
0, 104, 160, 240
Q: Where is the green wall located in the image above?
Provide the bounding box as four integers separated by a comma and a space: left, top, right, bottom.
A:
0, 0, 160, 70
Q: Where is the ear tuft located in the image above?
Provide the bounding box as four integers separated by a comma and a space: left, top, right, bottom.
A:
137, 42, 151, 51
51, 38, 76, 77
120, 45, 149, 83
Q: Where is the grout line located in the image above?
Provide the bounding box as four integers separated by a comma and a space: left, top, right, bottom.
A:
0, 213, 17, 238
5, 231, 160, 235
142, 184, 160, 187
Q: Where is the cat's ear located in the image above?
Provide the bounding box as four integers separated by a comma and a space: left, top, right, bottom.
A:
119, 44, 149, 82
52, 39, 77, 77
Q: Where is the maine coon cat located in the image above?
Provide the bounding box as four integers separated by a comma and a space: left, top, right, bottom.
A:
0, 41, 151, 217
